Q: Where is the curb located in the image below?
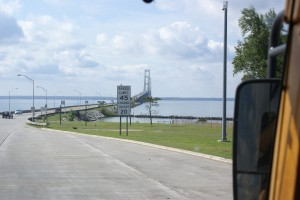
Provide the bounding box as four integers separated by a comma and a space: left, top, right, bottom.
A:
42, 128, 232, 164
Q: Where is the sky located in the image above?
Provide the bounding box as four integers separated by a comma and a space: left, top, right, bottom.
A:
0, 0, 285, 98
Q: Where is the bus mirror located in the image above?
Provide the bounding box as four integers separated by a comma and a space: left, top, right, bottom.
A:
233, 79, 281, 200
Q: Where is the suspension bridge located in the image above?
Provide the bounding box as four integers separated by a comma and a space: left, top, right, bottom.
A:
132, 69, 151, 103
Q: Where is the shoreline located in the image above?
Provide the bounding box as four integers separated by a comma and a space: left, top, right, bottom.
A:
133, 114, 233, 121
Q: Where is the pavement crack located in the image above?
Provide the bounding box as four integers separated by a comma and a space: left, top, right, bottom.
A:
0, 131, 14, 148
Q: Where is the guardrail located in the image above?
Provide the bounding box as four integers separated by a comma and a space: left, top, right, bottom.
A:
24, 104, 100, 127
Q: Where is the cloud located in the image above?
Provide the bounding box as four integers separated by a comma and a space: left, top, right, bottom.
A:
96, 33, 108, 45
142, 22, 207, 59
92, 20, 227, 83
141, 21, 229, 62
111, 35, 128, 51
0, 0, 285, 97
0, 12, 23, 44
111, 34, 142, 55
19, 15, 76, 47
207, 40, 223, 52
104, 64, 148, 82
0, 0, 21, 16
0, 13, 103, 79
55, 49, 101, 75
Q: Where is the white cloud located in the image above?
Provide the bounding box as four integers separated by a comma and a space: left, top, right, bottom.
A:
0, 0, 285, 97
0, 13, 104, 82
96, 33, 107, 45
112, 34, 142, 55
0, 0, 21, 16
158, 21, 204, 45
109, 64, 148, 73
18, 20, 33, 41
111, 35, 127, 51
19, 15, 76, 47
55, 49, 101, 76
207, 40, 223, 51
141, 21, 208, 59
0, 12, 23, 43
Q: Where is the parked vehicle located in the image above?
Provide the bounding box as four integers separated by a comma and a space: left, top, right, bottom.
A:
15, 110, 22, 114
2, 111, 13, 119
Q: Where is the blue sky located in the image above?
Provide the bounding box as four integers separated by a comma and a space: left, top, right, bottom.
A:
0, 0, 285, 98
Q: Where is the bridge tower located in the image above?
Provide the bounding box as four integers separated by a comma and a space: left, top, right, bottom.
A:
143, 69, 151, 97
132, 69, 152, 103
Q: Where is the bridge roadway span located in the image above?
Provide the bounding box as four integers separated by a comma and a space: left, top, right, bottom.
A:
0, 114, 232, 200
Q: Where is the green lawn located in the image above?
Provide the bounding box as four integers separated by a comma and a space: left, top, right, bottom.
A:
45, 115, 233, 159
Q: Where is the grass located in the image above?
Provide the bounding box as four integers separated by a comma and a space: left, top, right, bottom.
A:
45, 114, 232, 159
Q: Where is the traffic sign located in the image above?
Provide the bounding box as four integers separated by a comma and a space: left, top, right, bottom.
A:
117, 85, 131, 115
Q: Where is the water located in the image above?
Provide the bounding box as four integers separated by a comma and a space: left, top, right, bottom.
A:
1, 97, 234, 122
99, 99, 234, 123
132, 100, 234, 118
0, 96, 103, 112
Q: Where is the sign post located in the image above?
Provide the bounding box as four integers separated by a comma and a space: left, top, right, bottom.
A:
117, 85, 131, 135
85, 101, 88, 126
61, 100, 66, 112
60, 101, 64, 126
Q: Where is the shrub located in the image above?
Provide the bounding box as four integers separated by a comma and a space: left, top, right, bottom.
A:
100, 107, 115, 117
67, 110, 76, 121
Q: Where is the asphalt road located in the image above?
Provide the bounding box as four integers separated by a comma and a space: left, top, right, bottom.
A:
0, 114, 233, 200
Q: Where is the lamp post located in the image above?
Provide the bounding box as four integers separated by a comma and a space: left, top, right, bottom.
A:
73, 90, 81, 106
18, 74, 35, 122
37, 85, 48, 123
9, 88, 18, 114
85, 100, 88, 126
220, 1, 229, 142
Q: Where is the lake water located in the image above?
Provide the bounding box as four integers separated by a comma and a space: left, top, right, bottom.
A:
101, 99, 234, 124
0, 97, 101, 112
132, 100, 234, 118
0, 97, 234, 123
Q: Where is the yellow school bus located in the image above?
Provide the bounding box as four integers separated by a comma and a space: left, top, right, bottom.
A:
232, 0, 300, 199
269, 1, 300, 199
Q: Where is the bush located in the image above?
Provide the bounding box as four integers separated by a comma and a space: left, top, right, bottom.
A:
100, 107, 115, 117
67, 110, 76, 121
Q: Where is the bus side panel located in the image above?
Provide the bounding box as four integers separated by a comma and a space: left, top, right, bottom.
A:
269, 12, 300, 200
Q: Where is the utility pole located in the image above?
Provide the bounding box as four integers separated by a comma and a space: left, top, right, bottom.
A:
220, 1, 229, 142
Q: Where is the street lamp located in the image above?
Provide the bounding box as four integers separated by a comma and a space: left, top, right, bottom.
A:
18, 74, 35, 122
220, 1, 229, 142
9, 88, 18, 114
37, 85, 48, 123
73, 90, 81, 106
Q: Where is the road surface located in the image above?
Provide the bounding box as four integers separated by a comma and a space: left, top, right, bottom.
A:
0, 114, 233, 200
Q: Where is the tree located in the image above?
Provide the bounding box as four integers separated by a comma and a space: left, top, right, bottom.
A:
144, 97, 160, 125
233, 6, 286, 80
67, 110, 76, 121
